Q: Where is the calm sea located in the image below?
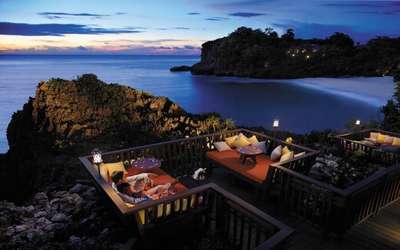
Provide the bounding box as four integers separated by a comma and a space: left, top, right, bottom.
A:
0, 54, 394, 153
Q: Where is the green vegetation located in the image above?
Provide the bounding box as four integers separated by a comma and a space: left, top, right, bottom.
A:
192, 27, 400, 78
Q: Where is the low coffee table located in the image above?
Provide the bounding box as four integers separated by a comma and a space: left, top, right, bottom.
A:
237, 145, 263, 164
131, 157, 161, 171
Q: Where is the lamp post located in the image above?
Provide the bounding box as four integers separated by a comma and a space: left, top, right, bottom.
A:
91, 148, 103, 176
272, 119, 279, 138
354, 119, 361, 132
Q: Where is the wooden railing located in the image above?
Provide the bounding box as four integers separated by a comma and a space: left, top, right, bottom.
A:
79, 129, 296, 249
267, 149, 400, 233
335, 128, 400, 165
126, 183, 294, 250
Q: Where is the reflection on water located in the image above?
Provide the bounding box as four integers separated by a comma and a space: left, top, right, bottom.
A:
0, 55, 393, 153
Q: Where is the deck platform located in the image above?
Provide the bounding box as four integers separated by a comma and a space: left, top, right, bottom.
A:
210, 168, 400, 250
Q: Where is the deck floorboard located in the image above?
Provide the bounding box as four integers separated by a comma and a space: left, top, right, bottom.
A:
209, 168, 400, 250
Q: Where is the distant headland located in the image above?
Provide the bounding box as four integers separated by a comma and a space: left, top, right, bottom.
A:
177, 27, 400, 79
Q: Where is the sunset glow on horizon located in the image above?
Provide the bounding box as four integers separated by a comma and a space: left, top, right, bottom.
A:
1, 0, 400, 55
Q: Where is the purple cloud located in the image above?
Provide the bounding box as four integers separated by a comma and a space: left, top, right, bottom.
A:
205, 17, 229, 21
0, 22, 143, 36
228, 12, 264, 17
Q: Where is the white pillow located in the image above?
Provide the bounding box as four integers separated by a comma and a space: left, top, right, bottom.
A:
294, 152, 306, 158
214, 141, 232, 152
270, 145, 282, 162
253, 141, 267, 153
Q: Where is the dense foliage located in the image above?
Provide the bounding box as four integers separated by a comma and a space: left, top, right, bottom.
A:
192, 27, 400, 78
382, 70, 400, 131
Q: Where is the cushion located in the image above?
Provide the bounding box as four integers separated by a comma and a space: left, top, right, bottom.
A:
370, 132, 380, 140
206, 150, 273, 183
100, 162, 127, 183
393, 137, 400, 147
232, 133, 251, 148
253, 141, 268, 153
247, 135, 259, 145
281, 146, 291, 156
280, 151, 294, 162
377, 134, 387, 144
294, 152, 306, 158
270, 145, 282, 162
225, 135, 238, 147
384, 136, 394, 144
285, 137, 293, 144
214, 141, 231, 152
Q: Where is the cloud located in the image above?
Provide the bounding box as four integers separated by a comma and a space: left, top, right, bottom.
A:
115, 12, 127, 15
322, 1, 400, 15
0, 22, 143, 36
205, 17, 229, 21
187, 12, 200, 15
77, 46, 88, 51
38, 12, 110, 19
212, 0, 273, 8
272, 20, 394, 42
174, 27, 191, 30
228, 12, 264, 17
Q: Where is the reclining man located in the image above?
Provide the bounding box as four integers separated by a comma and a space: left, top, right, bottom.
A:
111, 171, 175, 203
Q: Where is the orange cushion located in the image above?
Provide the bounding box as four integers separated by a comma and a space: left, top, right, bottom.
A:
206, 150, 272, 183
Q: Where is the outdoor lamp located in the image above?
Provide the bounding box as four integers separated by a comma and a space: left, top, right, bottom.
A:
273, 119, 280, 128
355, 120, 361, 126
91, 148, 103, 176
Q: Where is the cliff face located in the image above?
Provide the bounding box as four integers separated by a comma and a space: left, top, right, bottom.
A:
0, 74, 233, 201
191, 27, 400, 78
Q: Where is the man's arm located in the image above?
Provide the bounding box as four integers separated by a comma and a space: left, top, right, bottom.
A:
127, 173, 158, 182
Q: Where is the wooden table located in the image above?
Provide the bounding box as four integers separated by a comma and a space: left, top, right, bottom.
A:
237, 145, 263, 164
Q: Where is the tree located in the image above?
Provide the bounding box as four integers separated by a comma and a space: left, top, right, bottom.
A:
382, 69, 400, 131
328, 32, 354, 48
265, 27, 278, 39
281, 28, 295, 41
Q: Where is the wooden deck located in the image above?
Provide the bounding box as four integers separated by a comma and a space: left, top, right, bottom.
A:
210, 168, 400, 250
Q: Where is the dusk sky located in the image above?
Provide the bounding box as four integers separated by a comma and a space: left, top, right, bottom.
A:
1, 0, 399, 55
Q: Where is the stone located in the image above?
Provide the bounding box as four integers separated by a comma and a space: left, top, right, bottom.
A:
34, 211, 47, 218
69, 183, 87, 194
15, 224, 30, 233
51, 213, 67, 222
69, 235, 81, 245
34, 192, 48, 205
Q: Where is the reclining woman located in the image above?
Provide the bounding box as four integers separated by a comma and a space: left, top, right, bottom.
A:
111, 171, 176, 204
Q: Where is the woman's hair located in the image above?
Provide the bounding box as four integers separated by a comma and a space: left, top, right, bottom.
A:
116, 182, 130, 194
111, 171, 124, 183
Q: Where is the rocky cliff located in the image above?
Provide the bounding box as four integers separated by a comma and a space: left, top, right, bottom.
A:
0, 74, 233, 202
191, 27, 400, 78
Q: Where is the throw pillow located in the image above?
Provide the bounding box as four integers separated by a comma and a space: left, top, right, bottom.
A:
232, 133, 251, 148
225, 135, 238, 147
247, 135, 259, 144
393, 137, 400, 147
214, 141, 232, 152
370, 132, 380, 140
270, 145, 282, 162
280, 151, 294, 162
384, 136, 394, 144
253, 141, 268, 153
377, 133, 387, 144
282, 146, 290, 156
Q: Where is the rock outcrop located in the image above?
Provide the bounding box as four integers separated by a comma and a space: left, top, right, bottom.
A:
0, 74, 234, 201
170, 65, 192, 72
0, 183, 132, 249
191, 26, 400, 78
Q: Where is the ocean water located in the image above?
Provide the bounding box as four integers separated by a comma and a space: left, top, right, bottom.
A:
0, 55, 394, 153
